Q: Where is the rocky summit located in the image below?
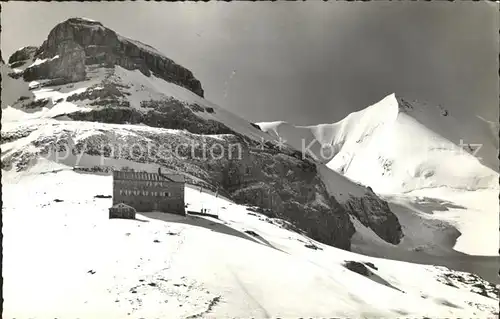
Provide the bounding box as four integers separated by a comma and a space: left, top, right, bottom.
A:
11, 18, 204, 97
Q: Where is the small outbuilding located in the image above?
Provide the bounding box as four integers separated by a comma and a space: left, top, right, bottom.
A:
109, 203, 137, 219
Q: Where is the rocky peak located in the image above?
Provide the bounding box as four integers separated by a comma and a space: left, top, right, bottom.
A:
16, 17, 204, 97
65, 17, 104, 27
7, 46, 38, 68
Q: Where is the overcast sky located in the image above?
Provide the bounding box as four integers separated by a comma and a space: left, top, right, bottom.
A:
2, 2, 498, 125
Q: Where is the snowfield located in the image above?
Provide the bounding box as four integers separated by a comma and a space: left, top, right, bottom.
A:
1, 64, 113, 123
2, 162, 498, 318
27, 55, 59, 68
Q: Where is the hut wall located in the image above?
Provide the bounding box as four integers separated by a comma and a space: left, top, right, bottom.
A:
109, 207, 136, 219
113, 178, 185, 215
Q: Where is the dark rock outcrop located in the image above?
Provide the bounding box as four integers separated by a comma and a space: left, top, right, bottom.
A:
7, 46, 38, 67
14, 18, 204, 97
214, 148, 354, 250
22, 98, 50, 110
343, 188, 403, 244
250, 123, 261, 131
66, 83, 125, 102
65, 99, 238, 135
23, 41, 86, 83
436, 268, 499, 300
343, 261, 371, 276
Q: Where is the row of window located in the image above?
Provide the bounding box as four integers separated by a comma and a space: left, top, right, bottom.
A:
116, 181, 182, 189
134, 201, 183, 210
119, 189, 172, 197
144, 182, 179, 188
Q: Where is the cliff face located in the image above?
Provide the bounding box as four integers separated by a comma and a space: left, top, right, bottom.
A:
228, 157, 355, 249
15, 18, 204, 97
343, 190, 403, 244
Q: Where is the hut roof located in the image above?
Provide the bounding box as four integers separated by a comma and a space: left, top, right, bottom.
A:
113, 171, 185, 183
110, 203, 136, 210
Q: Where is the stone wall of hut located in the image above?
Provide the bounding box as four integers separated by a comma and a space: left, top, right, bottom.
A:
113, 179, 185, 215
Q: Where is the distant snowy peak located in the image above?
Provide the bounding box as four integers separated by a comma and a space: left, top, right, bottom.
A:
258, 93, 498, 194
7, 17, 204, 97
260, 93, 497, 167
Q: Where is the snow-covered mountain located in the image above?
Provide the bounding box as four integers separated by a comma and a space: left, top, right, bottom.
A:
2, 17, 498, 317
258, 93, 498, 194
257, 93, 499, 257
1, 17, 405, 250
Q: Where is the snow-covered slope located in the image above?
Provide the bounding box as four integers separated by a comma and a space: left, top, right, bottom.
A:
2, 163, 498, 318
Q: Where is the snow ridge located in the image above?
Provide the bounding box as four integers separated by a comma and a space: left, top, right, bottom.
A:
258, 93, 498, 194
